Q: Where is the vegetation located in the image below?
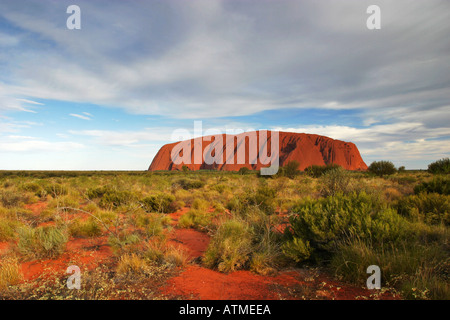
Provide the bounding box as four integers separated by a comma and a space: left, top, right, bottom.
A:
305, 164, 341, 178
0, 166, 448, 299
368, 161, 397, 177
428, 158, 450, 174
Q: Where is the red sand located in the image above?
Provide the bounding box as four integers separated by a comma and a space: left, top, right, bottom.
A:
5, 204, 399, 300
20, 236, 113, 282
161, 207, 399, 300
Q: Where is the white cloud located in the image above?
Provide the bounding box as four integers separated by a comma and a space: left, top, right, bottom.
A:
0, 139, 83, 152
272, 123, 450, 168
69, 113, 91, 121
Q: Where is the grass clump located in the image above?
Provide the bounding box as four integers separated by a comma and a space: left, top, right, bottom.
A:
0, 257, 23, 290
17, 225, 68, 259
414, 176, 450, 195
203, 219, 253, 272
69, 218, 103, 238
397, 193, 449, 226
141, 193, 178, 213
134, 211, 171, 237
175, 178, 205, 190
320, 167, 352, 197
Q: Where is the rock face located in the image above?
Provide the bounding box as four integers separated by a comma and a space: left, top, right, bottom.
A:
148, 131, 368, 172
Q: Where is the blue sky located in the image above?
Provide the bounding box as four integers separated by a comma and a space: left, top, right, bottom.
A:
0, 0, 449, 170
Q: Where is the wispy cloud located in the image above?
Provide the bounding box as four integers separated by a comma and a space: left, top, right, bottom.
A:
69, 113, 92, 121
16, 98, 44, 106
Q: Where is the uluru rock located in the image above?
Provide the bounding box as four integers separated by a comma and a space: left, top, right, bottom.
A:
148, 131, 368, 172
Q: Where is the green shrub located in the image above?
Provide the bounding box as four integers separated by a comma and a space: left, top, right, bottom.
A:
44, 183, 68, 198
283, 160, 300, 179
108, 231, 142, 255
368, 161, 397, 177
238, 167, 251, 175
17, 225, 68, 259
0, 190, 30, 208
330, 239, 449, 300
320, 167, 352, 197
203, 219, 253, 272
179, 209, 214, 230
99, 190, 135, 209
305, 164, 341, 178
141, 194, 178, 213
428, 158, 450, 174
284, 192, 410, 262
176, 179, 205, 190
69, 218, 103, 238
247, 182, 277, 215
86, 186, 113, 199
134, 212, 171, 237
0, 217, 21, 241
414, 176, 450, 195
397, 193, 449, 226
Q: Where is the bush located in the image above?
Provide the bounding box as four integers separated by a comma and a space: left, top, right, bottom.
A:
108, 231, 142, 255
17, 225, 69, 259
320, 167, 352, 197
0, 217, 21, 241
141, 194, 178, 213
69, 218, 103, 238
330, 239, 449, 300
428, 158, 450, 174
283, 192, 411, 262
0, 190, 30, 208
368, 161, 397, 177
283, 160, 300, 179
178, 209, 214, 230
176, 179, 205, 190
134, 212, 171, 237
203, 219, 253, 272
226, 181, 277, 215
99, 190, 135, 209
397, 193, 449, 226
414, 176, 450, 195
238, 167, 251, 175
305, 164, 341, 178
86, 186, 137, 208
44, 183, 68, 198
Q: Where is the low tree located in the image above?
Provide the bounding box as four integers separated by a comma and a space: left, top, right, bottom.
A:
284, 160, 300, 179
428, 158, 450, 174
238, 167, 251, 175
368, 160, 397, 177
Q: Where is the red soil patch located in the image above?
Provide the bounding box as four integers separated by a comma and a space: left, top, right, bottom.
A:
168, 207, 190, 226
0, 242, 9, 255
161, 207, 399, 300
162, 266, 399, 300
20, 236, 113, 282
25, 201, 48, 215
168, 228, 210, 260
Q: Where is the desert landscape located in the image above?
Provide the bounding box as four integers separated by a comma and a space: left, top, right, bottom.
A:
0, 0, 449, 306
0, 145, 448, 300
